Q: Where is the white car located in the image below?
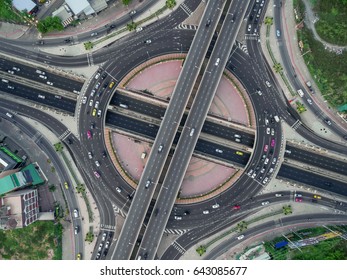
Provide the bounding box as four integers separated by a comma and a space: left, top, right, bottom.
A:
269, 168, 274, 174
257, 89, 262, 96
265, 81, 271, 87
12, 67, 20, 71
266, 127, 270, 134
264, 158, 269, 165
203, 210, 210, 214
136, 26, 143, 32
94, 101, 99, 109
73, 209, 79, 218
105, 241, 110, 249
47, 81, 53, 85
247, 169, 254, 176
98, 243, 103, 251
101, 232, 107, 241
307, 98, 313, 105
39, 75, 47, 79
215, 149, 223, 153
174, 215, 182, 220
271, 128, 275, 136
262, 177, 269, 184
90, 89, 96, 97
212, 203, 220, 209
275, 193, 283, 197
95, 82, 101, 89
89, 99, 93, 107
272, 158, 277, 164
251, 172, 257, 179
261, 201, 270, 206
82, 96, 87, 104
88, 151, 93, 159
116, 187, 121, 193
95, 73, 100, 79
237, 235, 244, 240
95, 160, 100, 167
7, 70, 14, 74
247, 24, 251, 32
97, 110, 102, 117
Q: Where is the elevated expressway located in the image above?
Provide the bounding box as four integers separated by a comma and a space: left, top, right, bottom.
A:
113, 0, 228, 260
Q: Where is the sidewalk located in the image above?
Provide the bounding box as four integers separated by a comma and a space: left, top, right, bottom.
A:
260, 0, 347, 138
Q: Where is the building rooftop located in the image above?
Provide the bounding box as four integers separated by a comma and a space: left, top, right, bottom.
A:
65, 0, 95, 16
12, 0, 36, 12
89, 0, 108, 13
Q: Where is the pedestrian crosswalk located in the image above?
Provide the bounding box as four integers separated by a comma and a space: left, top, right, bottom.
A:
180, 3, 193, 16
291, 120, 302, 130
172, 241, 186, 255
100, 224, 116, 231
59, 129, 71, 141
112, 204, 126, 217
175, 23, 198, 30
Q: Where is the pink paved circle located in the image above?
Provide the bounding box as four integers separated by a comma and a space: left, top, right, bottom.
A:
112, 59, 250, 197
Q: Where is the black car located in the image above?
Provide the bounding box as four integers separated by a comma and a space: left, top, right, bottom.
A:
206, 19, 211, 27
64, 38, 71, 43
101, 72, 107, 80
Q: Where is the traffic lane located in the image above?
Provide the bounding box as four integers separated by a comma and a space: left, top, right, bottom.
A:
277, 164, 347, 196
285, 145, 347, 176
0, 82, 76, 113
0, 57, 83, 92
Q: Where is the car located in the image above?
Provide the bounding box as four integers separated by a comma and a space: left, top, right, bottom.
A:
158, 145, 163, 152
266, 127, 270, 134
236, 151, 243, 156
91, 32, 98, 37
232, 205, 241, 210
7, 85, 14, 90
109, 24, 116, 29
145, 180, 151, 188
39, 75, 47, 79
73, 209, 79, 218
109, 81, 115, 88
306, 98, 313, 105
256, 89, 262, 95
215, 149, 223, 153
101, 72, 107, 80
253, 28, 258, 35
206, 19, 211, 27
261, 201, 270, 206
263, 144, 269, 152
324, 119, 332, 126
237, 235, 244, 240
95, 82, 101, 89
174, 215, 182, 220
90, 122, 95, 129
98, 243, 103, 251
127, 194, 133, 200
272, 158, 277, 164
94, 171, 100, 178
212, 203, 220, 209
234, 134, 242, 138
102, 232, 107, 241
130, 10, 137, 15
190, 128, 195, 136
275, 193, 283, 197
136, 26, 143, 32
74, 226, 79, 235
90, 89, 96, 97
7, 70, 14, 74
97, 110, 102, 117
295, 193, 303, 197
114, 187, 121, 193
102, 151, 107, 158
105, 241, 110, 249
262, 177, 269, 184
276, 29, 281, 37
313, 195, 321, 199
89, 99, 93, 107
95, 160, 100, 167
251, 172, 256, 179
64, 38, 71, 43
38, 94, 45, 99
265, 81, 271, 87
247, 24, 251, 32
247, 169, 254, 176
37, 40, 44, 45
203, 210, 210, 214
145, 39, 152, 44
271, 139, 275, 147
96, 253, 101, 260
12, 67, 20, 71
92, 109, 97, 117
295, 197, 303, 202
271, 128, 275, 136
215, 58, 220, 66
94, 101, 99, 109
235, 138, 241, 143
269, 167, 274, 173
260, 168, 265, 174
64, 182, 69, 189
264, 158, 269, 165
88, 151, 93, 159
76, 253, 81, 260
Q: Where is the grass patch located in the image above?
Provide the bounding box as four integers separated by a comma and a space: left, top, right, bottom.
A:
314, 0, 347, 45
0, 221, 62, 260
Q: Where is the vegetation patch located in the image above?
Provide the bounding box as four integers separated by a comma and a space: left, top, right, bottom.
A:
0, 221, 62, 260
314, 0, 347, 46
0, 0, 24, 23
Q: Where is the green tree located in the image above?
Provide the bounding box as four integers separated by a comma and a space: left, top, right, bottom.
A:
122, 0, 132, 5
54, 142, 64, 152
166, 0, 177, 9
126, 21, 137, 31
48, 184, 56, 192
196, 245, 206, 256
273, 62, 283, 73
264, 16, 273, 26
237, 221, 248, 232
37, 16, 64, 34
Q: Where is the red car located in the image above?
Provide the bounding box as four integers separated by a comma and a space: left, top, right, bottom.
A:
295, 197, 302, 202
93, 171, 100, 178
232, 205, 241, 210
263, 144, 268, 152
87, 130, 92, 139
271, 139, 275, 147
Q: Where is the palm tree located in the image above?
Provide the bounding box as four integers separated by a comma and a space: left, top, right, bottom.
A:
273, 62, 283, 73
264, 16, 274, 26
